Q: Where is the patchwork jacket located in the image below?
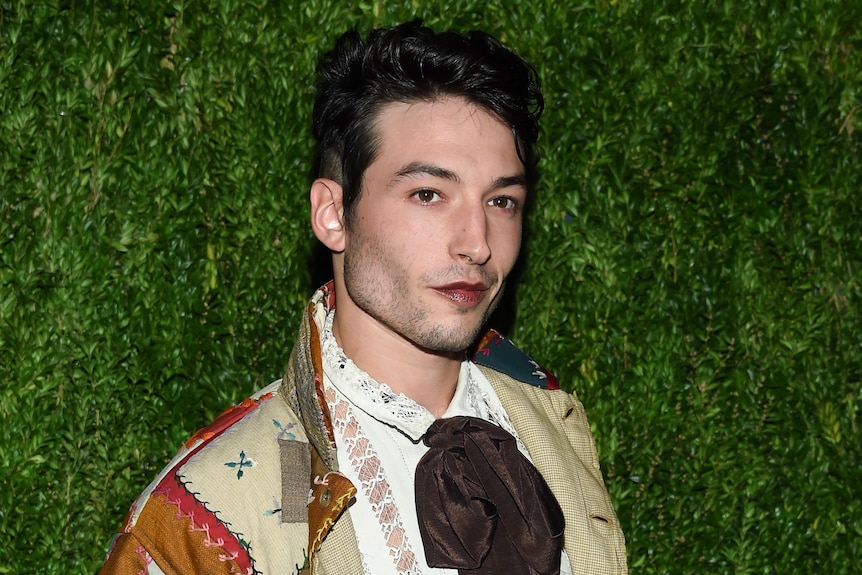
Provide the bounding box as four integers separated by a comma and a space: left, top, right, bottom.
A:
100, 285, 628, 575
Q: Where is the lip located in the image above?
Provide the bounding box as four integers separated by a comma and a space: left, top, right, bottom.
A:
432, 282, 491, 308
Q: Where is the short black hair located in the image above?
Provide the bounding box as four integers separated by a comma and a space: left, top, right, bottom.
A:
312, 20, 544, 225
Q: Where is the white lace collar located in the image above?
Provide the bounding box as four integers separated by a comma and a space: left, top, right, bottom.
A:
319, 310, 496, 442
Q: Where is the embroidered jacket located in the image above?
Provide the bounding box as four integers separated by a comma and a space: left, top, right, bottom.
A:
99, 284, 628, 575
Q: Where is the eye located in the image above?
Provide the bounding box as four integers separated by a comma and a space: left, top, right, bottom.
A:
413, 189, 441, 204
488, 196, 517, 210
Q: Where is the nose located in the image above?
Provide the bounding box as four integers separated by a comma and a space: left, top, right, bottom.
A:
450, 204, 491, 265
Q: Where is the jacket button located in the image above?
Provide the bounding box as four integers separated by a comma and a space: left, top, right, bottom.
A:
318, 488, 331, 508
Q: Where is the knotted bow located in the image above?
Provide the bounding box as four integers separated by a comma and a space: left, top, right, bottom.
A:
415, 416, 565, 575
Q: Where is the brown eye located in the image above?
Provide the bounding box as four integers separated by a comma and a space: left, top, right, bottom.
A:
414, 189, 440, 203
489, 196, 516, 209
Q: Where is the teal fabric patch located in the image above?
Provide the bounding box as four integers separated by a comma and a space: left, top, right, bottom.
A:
472, 331, 560, 390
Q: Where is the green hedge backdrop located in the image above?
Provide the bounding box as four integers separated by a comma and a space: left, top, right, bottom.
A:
1, 1, 860, 573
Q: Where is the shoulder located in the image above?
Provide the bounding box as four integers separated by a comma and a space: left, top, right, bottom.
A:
180, 380, 304, 454
108, 380, 309, 574
127, 380, 291, 515
471, 340, 629, 572
471, 329, 560, 390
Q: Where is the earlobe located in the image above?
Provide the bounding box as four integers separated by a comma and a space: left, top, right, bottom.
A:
310, 178, 346, 252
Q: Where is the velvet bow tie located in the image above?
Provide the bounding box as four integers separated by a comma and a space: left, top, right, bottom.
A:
415, 416, 565, 575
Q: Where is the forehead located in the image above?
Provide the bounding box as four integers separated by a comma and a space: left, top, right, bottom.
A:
367, 97, 522, 180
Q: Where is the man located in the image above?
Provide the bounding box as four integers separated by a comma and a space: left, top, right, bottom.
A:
100, 21, 627, 575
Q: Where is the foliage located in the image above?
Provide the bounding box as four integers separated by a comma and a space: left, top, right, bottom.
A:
1, 1, 859, 573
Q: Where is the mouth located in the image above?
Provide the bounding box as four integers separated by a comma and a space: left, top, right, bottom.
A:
432, 282, 491, 308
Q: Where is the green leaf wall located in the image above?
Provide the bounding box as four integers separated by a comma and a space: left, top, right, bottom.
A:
1, 1, 859, 573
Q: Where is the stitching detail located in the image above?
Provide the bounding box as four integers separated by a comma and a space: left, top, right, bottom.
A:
154, 477, 258, 575
134, 544, 152, 575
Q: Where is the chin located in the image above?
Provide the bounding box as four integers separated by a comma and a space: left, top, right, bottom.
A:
411, 323, 484, 355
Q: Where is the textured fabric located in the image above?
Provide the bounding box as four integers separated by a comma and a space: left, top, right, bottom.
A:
100, 284, 627, 575
484, 370, 628, 575
280, 440, 312, 523
416, 416, 565, 575
99, 381, 314, 575
473, 331, 561, 390
283, 283, 339, 471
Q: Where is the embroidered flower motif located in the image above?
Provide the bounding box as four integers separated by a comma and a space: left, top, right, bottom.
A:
273, 419, 297, 440
224, 450, 255, 479
475, 331, 503, 356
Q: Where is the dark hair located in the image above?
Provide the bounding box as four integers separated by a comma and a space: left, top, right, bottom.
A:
312, 20, 544, 225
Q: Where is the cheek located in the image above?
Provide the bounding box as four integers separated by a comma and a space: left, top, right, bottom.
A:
492, 222, 523, 264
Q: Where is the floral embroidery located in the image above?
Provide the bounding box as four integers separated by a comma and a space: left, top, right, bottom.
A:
529, 358, 548, 380
224, 451, 255, 479
472, 328, 560, 390
273, 419, 297, 440
475, 331, 503, 355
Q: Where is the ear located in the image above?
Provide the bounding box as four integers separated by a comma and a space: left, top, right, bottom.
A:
310, 178, 346, 252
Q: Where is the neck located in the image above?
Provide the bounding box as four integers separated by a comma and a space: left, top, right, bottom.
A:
330, 303, 462, 420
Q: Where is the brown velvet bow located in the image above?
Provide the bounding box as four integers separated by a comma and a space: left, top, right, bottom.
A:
415, 416, 565, 575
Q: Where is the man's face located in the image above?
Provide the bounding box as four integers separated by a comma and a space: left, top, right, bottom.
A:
339, 97, 526, 354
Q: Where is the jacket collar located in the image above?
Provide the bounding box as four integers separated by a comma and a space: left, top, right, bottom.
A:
279, 282, 359, 571
280, 281, 339, 470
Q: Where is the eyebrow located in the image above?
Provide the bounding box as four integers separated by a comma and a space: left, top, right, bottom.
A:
391, 162, 527, 191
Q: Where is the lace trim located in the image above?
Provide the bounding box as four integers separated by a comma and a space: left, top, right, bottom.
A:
321, 309, 525, 453
320, 311, 436, 439
324, 385, 421, 575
